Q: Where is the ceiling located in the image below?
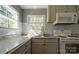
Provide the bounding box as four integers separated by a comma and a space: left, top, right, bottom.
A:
20, 5, 48, 9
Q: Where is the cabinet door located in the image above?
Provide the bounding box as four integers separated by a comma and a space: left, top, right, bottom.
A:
56, 5, 67, 12
66, 5, 76, 12
45, 43, 58, 54
24, 40, 31, 54
24, 44, 31, 54
32, 43, 44, 54
11, 44, 26, 54
77, 5, 79, 21
56, 5, 76, 12
10, 40, 31, 54
48, 5, 55, 23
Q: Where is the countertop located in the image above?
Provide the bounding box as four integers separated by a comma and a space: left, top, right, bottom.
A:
1, 34, 73, 54
1, 34, 78, 54
32, 36, 60, 39
0, 35, 60, 54
0, 35, 31, 54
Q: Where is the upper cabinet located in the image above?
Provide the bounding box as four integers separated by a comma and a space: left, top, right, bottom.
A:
66, 5, 76, 12
77, 5, 79, 21
56, 5, 67, 12
47, 5, 77, 23
47, 5, 55, 23
56, 5, 76, 12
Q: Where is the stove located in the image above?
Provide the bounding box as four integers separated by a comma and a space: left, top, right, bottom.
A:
59, 36, 79, 54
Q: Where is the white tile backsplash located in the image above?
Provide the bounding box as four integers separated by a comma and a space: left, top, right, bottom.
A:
22, 23, 32, 34
44, 23, 79, 35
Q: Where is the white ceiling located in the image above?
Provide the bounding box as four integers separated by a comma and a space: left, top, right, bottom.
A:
20, 5, 48, 9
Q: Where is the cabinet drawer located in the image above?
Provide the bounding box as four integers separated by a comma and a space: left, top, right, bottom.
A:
32, 38, 45, 43
45, 38, 58, 43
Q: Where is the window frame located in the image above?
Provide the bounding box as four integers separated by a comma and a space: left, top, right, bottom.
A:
27, 15, 46, 34
27, 15, 45, 24
0, 5, 19, 29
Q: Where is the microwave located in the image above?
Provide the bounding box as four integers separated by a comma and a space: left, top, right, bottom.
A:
54, 12, 78, 25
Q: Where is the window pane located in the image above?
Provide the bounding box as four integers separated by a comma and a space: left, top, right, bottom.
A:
0, 5, 6, 16
0, 5, 18, 28
27, 15, 45, 35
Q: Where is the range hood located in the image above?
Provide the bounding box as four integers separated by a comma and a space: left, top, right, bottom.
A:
53, 13, 78, 25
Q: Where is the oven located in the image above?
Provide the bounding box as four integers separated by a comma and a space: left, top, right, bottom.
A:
60, 37, 79, 54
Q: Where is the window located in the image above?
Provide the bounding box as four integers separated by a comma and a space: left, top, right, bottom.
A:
0, 5, 6, 16
27, 15, 45, 35
0, 5, 18, 28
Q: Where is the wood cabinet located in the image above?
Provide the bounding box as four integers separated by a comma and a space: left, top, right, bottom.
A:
32, 38, 59, 54
56, 5, 76, 13
8, 40, 31, 54
45, 43, 58, 54
24, 40, 31, 54
48, 5, 55, 23
48, 5, 77, 23
32, 43, 44, 54
77, 5, 79, 21
24, 43, 31, 54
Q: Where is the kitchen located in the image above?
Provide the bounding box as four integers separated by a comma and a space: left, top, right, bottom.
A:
0, 5, 79, 54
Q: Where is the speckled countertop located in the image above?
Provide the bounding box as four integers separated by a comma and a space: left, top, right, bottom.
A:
0, 35, 60, 54
0, 35, 31, 54
32, 36, 60, 39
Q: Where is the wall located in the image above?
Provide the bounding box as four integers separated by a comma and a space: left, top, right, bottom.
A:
22, 9, 47, 34
44, 23, 79, 35
11, 5, 23, 22
10, 5, 23, 35
44, 23, 65, 35
66, 24, 79, 34
0, 5, 22, 36
22, 9, 47, 23
22, 23, 32, 35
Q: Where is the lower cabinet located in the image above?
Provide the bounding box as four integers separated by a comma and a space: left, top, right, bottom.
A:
10, 40, 31, 54
7, 38, 59, 54
45, 43, 58, 54
32, 43, 44, 54
24, 43, 31, 54
32, 38, 59, 54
